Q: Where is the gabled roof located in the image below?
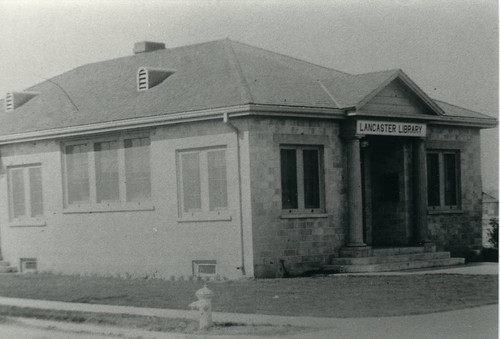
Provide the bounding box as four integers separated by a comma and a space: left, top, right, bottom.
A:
318, 69, 400, 109
0, 39, 496, 142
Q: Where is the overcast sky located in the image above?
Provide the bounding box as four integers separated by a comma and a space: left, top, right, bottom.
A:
0, 0, 498, 191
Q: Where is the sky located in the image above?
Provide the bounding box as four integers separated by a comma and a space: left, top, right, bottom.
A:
0, 0, 498, 191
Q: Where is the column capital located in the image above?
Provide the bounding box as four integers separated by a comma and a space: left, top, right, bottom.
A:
342, 134, 364, 141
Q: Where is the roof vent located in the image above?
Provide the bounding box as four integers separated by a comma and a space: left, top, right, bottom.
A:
4, 92, 38, 112
133, 41, 166, 54
137, 67, 175, 91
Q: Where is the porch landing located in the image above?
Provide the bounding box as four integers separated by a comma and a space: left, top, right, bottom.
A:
324, 246, 465, 273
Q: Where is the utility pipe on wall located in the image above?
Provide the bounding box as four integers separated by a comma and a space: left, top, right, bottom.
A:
223, 112, 246, 276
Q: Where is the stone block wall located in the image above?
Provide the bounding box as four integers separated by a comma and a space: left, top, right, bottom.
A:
426, 126, 483, 255
247, 117, 347, 278
481, 194, 498, 248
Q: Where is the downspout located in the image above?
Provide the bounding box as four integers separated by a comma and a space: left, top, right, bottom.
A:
223, 112, 246, 276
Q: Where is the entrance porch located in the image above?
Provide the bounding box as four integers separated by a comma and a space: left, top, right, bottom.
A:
332, 119, 464, 273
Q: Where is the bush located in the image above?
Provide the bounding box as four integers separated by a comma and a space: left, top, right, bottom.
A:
481, 248, 498, 262
488, 218, 498, 248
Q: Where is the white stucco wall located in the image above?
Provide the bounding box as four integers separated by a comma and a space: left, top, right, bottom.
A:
0, 119, 253, 279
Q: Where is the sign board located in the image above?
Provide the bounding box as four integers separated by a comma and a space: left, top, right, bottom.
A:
356, 120, 426, 137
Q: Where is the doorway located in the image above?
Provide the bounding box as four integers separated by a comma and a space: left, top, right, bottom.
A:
361, 137, 414, 246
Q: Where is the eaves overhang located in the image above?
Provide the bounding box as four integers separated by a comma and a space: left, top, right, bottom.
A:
0, 102, 493, 146
347, 110, 497, 129
0, 104, 345, 145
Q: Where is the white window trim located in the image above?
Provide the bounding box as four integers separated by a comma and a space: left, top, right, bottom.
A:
176, 146, 231, 222
280, 145, 325, 216
62, 133, 154, 213
7, 164, 46, 227
427, 149, 461, 212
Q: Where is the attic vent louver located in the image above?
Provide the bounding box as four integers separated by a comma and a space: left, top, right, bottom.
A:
5, 92, 38, 112
137, 67, 175, 91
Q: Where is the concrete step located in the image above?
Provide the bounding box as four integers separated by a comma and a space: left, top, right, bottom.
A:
0, 261, 11, 267
330, 251, 451, 265
324, 257, 465, 273
371, 246, 426, 256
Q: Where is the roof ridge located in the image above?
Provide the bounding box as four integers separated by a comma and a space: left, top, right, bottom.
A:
348, 68, 401, 77
224, 40, 254, 104
227, 39, 350, 76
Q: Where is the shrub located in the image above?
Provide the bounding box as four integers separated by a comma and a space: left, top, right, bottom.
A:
481, 248, 498, 262
488, 218, 498, 248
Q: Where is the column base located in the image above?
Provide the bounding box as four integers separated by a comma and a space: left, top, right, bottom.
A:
412, 240, 435, 252
422, 242, 436, 252
340, 246, 372, 258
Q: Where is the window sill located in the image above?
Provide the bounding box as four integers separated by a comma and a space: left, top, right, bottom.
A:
178, 212, 232, 223
280, 213, 329, 219
63, 202, 155, 214
428, 209, 463, 215
8, 219, 46, 227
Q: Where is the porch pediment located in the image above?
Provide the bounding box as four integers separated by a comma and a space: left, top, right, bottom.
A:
356, 71, 444, 117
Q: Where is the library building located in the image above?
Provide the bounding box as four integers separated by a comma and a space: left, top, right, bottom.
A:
0, 40, 496, 278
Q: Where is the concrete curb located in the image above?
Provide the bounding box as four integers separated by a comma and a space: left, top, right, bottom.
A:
0, 296, 339, 328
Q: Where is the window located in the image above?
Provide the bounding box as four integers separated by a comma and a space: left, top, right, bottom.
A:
280, 146, 323, 213
427, 150, 460, 210
95, 141, 119, 202
8, 165, 44, 222
125, 137, 151, 201
177, 148, 228, 216
192, 260, 217, 277
20, 258, 38, 273
66, 144, 90, 204
63, 135, 151, 209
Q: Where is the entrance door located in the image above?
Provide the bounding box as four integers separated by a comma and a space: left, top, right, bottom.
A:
362, 137, 414, 246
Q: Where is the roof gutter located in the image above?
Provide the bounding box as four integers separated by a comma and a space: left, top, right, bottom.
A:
0, 103, 494, 145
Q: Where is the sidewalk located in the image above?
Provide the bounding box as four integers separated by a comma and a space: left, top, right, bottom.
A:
1, 299, 497, 339
335, 262, 499, 276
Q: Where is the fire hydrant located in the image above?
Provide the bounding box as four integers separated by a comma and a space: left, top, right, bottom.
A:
189, 285, 214, 330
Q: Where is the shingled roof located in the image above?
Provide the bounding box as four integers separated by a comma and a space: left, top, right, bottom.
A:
0, 39, 496, 141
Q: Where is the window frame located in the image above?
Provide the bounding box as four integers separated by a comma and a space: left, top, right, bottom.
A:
280, 145, 325, 215
176, 146, 231, 221
192, 260, 217, 277
7, 163, 46, 227
426, 149, 461, 211
62, 133, 153, 213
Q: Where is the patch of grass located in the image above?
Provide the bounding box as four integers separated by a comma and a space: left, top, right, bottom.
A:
0, 305, 305, 336
0, 305, 198, 332
0, 274, 497, 318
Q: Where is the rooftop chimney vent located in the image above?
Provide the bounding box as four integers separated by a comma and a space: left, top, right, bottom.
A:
137, 67, 175, 91
4, 92, 38, 112
133, 41, 166, 54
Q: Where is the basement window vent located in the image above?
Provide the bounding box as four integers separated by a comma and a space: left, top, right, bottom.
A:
192, 260, 217, 277
137, 67, 175, 92
4, 91, 38, 112
20, 258, 37, 273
